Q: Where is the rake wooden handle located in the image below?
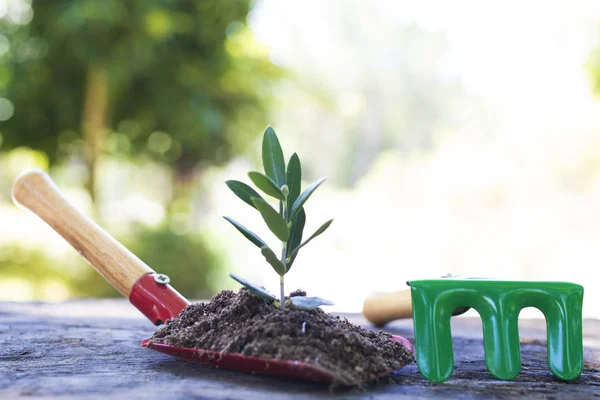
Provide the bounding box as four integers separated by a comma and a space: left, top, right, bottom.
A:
362, 289, 414, 326
11, 170, 153, 297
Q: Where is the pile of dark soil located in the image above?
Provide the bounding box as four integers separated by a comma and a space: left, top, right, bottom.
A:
150, 288, 413, 388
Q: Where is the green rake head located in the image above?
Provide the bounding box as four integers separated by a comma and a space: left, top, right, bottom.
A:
409, 279, 584, 382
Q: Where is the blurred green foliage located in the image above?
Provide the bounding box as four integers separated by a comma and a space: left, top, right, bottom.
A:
121, 225, 221, 299
0, 0, 280, 177
0, 0, 281, 300
0, 245, 77, 296
0, 225, 221, 300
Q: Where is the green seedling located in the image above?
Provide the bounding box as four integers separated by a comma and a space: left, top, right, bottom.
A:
224, 126, 334, 310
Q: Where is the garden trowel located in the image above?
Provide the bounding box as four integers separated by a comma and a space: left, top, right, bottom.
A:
11, 169, 412, 385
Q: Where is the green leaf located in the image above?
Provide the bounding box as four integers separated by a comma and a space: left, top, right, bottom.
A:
262, 126, 286, 188
225, 180, 264, 209
248, 172, 285, 200
260, 246, 286, 275
229, 273, 276, 302
286, 153, 302, 207
290, 176, 328, 220
286, 208, 305, 271
289, 296, 334, 311
252, 197, 290, 242
223, 217, 267, 248
290, 219, 333, 257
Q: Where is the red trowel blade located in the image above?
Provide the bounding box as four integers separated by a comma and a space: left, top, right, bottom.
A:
142, 335, 412, 384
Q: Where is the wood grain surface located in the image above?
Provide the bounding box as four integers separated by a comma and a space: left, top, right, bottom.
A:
0, 300, 598, 399
11, 170, 153, 296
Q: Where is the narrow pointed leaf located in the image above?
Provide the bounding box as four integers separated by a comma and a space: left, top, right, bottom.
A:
248, 172, 285, 200
286, 208, 305, 271
262, 126, 286, 188
223, 217, 267, 248
290, 219, 333, 257
225, 180, 263, 209
261, 246, 286, 275
290, 176, 327, 220
229, 273, 276, 302
290, 296, 334, 311
252, 197, 289, 242
286, 153, 302, 208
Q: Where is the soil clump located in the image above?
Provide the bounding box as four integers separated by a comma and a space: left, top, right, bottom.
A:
150, 288, 413, 387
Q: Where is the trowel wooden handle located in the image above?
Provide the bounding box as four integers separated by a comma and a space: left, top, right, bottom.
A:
11, 170, 153, 297
362, 289, 413, 326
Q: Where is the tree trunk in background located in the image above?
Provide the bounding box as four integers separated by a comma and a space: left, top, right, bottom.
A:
168, 153, 200, 226
168, 167, 196, 232
81, 62, 108, 205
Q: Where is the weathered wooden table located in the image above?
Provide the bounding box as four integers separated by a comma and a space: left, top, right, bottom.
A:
1, 300, 598, 399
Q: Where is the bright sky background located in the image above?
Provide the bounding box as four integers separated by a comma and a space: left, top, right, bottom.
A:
244, 0, 600, 318
252, 0, 600, 132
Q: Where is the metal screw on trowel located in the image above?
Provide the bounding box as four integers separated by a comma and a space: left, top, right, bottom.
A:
154, 274, 170, 285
